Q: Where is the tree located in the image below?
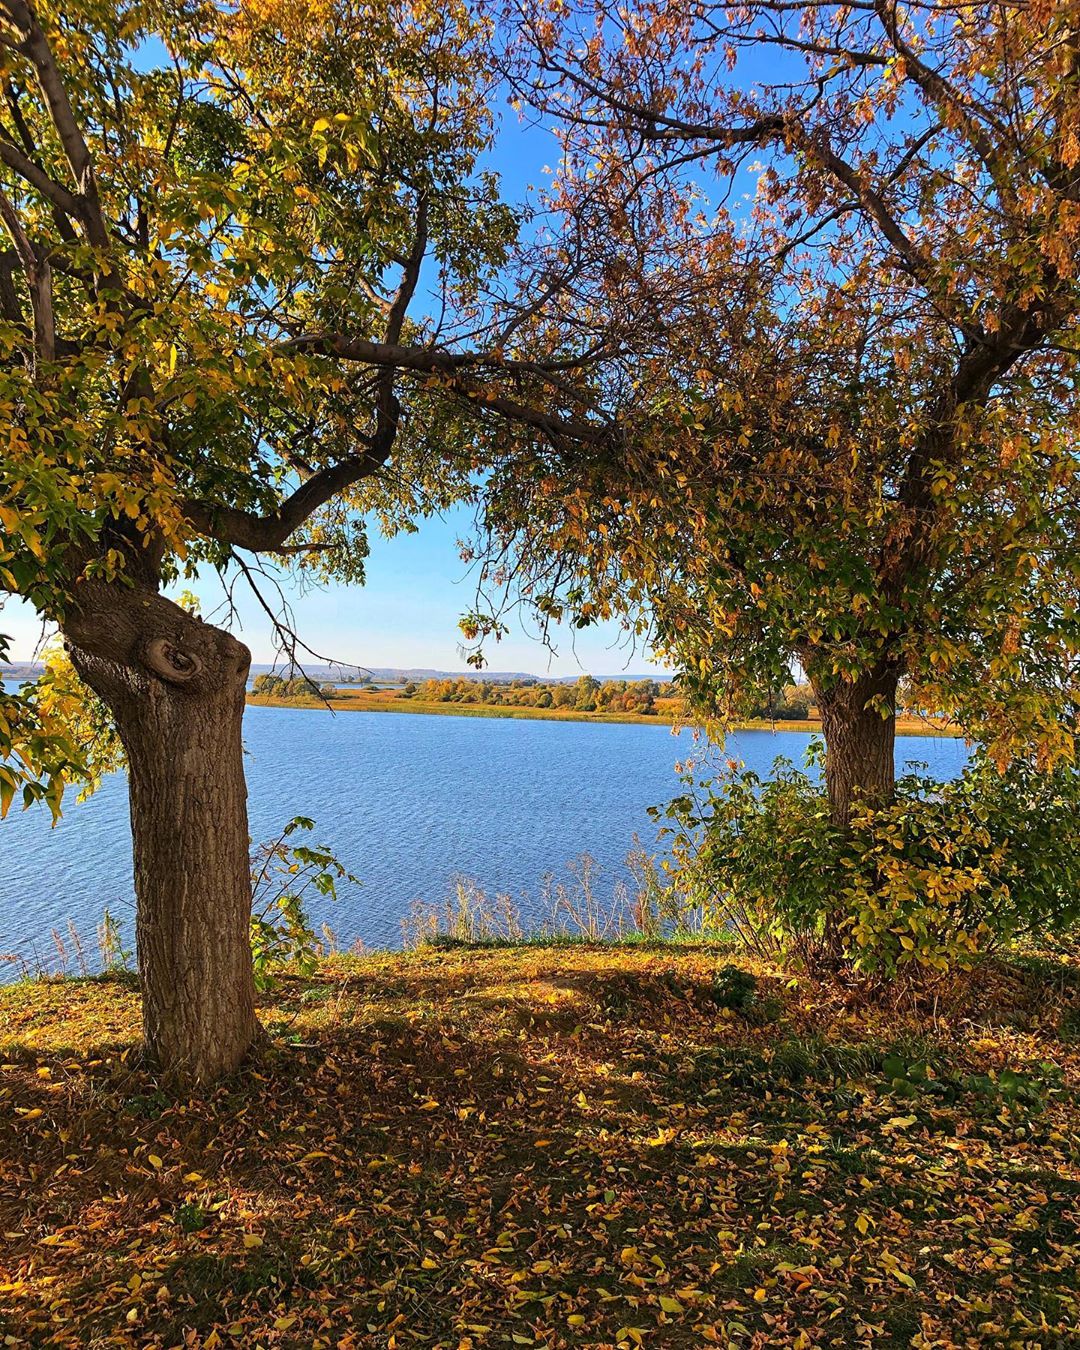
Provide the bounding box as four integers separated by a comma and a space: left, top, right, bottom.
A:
486, 0, 1080, 826
772, 684, 814, 722
574, 673, 600, 710
551, 682, 575, 708
0, 0, 611, 1083
628, 678, 657, 715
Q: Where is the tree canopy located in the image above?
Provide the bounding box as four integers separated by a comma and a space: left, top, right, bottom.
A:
467, 0, 1080, 818
0, 0, 617, 808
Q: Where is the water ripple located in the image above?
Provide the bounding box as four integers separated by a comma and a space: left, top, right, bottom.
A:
0, 703, 970, 965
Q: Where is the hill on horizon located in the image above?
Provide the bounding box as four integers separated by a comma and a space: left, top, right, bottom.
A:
2, 661, 671, 685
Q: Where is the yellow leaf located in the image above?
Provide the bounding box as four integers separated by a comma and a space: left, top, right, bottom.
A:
274, 1316, 297, 1331
148, 1154, 163, 1169
242, 1234, 263, 1249
658, 1296, 684, 1314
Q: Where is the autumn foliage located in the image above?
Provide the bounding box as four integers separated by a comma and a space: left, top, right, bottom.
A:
477, 0, 1080, 826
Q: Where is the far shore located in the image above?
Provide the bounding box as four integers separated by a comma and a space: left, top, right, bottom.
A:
247, 690, 962, 737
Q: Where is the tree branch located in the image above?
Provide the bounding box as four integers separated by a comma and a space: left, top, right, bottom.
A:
182, 441, 394, 553
809, 137, 931, 286
0, 134, 82, 217
0, 183, 52, 362
0, 0, 110, 248
384, 193, 427, 347
872, 0, 1011, 185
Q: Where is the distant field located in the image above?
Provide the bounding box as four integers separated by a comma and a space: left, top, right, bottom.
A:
247, 688, 960, 736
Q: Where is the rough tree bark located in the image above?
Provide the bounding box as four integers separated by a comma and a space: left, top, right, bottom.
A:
62, 569, 259, 1086
810, 662, 901, 829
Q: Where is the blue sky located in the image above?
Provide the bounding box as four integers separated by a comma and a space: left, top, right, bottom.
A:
1, 98, 666, 675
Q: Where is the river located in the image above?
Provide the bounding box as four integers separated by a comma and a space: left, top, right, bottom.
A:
0, 697, 970, 972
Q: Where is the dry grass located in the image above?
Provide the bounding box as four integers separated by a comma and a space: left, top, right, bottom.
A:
247, 689, 957, 737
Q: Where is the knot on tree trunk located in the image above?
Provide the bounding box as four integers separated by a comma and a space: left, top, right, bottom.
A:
63, 572, 251, 704
144, 637, 204, 684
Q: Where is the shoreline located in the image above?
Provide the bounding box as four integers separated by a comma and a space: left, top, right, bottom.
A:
246, 692, 962, 737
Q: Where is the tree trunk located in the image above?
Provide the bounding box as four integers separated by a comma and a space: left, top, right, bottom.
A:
812, 664, 901, 828
63, 576, 259, 1087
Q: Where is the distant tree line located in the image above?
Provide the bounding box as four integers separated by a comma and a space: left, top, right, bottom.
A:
750, 684, 816, 721
251, 674, 338, 701
405, 674, 663, 715
252, 671, 824, 721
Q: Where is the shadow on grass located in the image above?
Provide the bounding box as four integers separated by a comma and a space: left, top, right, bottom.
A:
1, 945, 1078, 1347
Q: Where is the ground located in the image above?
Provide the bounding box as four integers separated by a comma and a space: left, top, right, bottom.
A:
1, 944, 1078, 1348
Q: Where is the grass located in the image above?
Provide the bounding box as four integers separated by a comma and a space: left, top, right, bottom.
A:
2, 944, 1077, 1347
247, 688, 960, 737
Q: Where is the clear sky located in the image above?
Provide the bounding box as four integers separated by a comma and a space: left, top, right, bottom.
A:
0, 95, 667, 676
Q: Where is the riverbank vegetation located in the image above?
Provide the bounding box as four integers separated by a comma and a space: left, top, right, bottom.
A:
658, 753, 1080, 978
4, 942, 1079, 1347
406, 674, 663, 716
247, 677, 957, 735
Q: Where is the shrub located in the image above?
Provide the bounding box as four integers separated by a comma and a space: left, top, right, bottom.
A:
659, 746, 1080, 975
711, 964, 759, 1012
251, 673, 284, 695
249, 818, 358, 990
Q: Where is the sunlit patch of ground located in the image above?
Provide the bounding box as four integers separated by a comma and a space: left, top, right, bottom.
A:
1, 944, 1078, 1347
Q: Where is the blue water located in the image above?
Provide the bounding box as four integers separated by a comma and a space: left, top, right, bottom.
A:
0, 694, 970, 968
